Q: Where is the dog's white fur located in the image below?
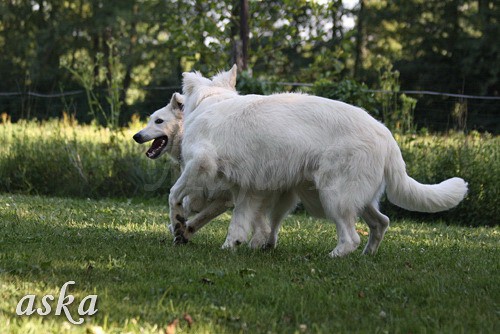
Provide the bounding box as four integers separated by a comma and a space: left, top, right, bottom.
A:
133, 94, 232, 242
133, 93, 184, 161
169, 65, 468, 257
133, 93, 299, 247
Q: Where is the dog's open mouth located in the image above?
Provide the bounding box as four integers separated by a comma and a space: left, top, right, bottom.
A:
146, 136, 168, 159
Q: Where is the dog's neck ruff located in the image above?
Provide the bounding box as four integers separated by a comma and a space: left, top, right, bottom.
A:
188, 88, 238, 116
196, 92, 221, 108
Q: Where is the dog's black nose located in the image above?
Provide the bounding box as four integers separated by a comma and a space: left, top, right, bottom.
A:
133, 133, 143, 143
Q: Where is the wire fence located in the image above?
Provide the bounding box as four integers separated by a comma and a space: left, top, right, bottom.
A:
0, 84, 498, 133
2, 85, 499, 100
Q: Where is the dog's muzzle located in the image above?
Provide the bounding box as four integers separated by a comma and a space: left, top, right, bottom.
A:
146, 136, 168, 159
133, 132, 169, 159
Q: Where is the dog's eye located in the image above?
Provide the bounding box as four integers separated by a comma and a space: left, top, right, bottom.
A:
155, 119, 164, 124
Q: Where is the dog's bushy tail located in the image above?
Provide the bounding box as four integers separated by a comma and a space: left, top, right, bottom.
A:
384, 141, 468, 213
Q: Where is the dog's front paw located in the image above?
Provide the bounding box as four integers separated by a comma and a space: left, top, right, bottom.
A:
167, 224, 175, 235
248, 235, 268, 250
329, 243, 358, 258
182, 223, 197, 240
249, 228, 274, 250
221, 238, 243, 250
169, 213, 190, 245
171, 214, 187, 233
262, 239, 278, 250
172, 222, 197, 245
173, 234, 189, 245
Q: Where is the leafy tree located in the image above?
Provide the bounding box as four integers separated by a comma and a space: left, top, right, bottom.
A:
357, 0, 499, 96
0, 0, 497, 131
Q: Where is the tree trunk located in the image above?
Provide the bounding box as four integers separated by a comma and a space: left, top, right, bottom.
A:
353, 0, 365, 79
120, 4, 138, 107
240, 0, 249, 71
330, 0, 344, 44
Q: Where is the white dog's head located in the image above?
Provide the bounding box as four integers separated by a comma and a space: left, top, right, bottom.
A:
181, 64, 239, 116
133, 93, 184, 160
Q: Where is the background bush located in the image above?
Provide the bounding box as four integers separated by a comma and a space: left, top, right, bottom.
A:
312, 79, 380, 117
0, 120, 497, 226
387, 132, 499, 226
0, 119, 177, 199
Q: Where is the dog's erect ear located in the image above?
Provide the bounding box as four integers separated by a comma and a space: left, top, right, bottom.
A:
182, 71, 210, 95
170, 93, 184, 112
211, 64, 238, 89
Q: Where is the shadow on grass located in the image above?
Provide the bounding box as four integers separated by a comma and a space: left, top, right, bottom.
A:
1, 217, 335, 331
1, 207, 499, 332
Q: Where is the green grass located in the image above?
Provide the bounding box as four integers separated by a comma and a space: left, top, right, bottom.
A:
1, 194, 498, 333
1, 119, 498, 225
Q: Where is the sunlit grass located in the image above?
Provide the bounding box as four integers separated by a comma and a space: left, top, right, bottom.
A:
1, 194, 498, 333
0, 120, 498, 225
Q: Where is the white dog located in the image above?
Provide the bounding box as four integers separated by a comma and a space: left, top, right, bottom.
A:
169, 65, 468, 257
133, 93, 299, 247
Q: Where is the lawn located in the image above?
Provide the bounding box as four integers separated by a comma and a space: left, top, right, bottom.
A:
0, 194, 498, 333
1, 120, 498, 226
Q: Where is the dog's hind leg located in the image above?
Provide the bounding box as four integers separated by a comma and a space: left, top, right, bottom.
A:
222, 189, 266, 249
316, 142, 385, 257
264, 190, 299, 249
315, 160, 367, 257
361, 202, 390, 255
321, 200, 361, 257
317, 182, 361, 257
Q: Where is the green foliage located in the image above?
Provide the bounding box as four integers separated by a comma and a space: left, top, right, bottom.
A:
246, 0, 348, 82
0, 0, 497, 131
1, 194, 499, 333
0, 120, 176, 199
312, 79, 379, 116
359, 0, 500, 96
357, 1, 499, 132
236, 71, 278, 95
64, 41, 124, 129
391, 132, 500, 226
376, 62, 417, 133
0, 122, 498, 226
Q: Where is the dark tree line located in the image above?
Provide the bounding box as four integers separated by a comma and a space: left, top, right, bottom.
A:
0, 0, 498, 130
